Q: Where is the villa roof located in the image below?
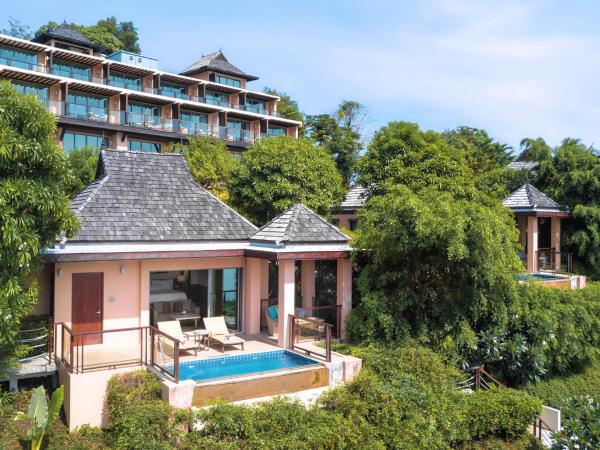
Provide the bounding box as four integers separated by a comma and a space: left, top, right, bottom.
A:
32, 23, 106, 53
251, 204, 349, 245
507, 160, 540, 170
180, 51, 258, 81
338, 186, 368, 212
67, 150, 257, 243
502, 184, 562, 211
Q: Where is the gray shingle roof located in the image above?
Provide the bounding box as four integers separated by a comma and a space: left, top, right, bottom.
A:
502, 184, 561, 210
32, 23, 106, 53
180, 51, 258, 81
338, 186, 368, 211
68, 150, 257, 243
251, 204, 349, 245
508, 160, 540, 170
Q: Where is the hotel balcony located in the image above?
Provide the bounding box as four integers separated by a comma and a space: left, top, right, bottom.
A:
41, 99, 269, 146
0, 55, 285, 120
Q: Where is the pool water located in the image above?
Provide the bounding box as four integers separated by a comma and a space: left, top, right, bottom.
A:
516, 273, 566, 282
177, 350, 319, 381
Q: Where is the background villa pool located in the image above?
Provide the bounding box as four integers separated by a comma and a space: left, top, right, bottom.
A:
516, 273, 566, 282
176, 350, 320, 382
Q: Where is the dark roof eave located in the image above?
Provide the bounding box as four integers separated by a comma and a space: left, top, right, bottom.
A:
32, 32, 107, 53
180, 66, 259, 81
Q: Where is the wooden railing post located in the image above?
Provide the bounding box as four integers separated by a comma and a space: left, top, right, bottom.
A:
150, 328, 155, 367
326, 325, 332, 362
173, 341, 180, 383
69, 334, 74, 374
475, 367, 481, 390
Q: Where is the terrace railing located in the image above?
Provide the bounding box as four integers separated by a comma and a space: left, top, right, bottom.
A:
295, 305, 342, 339
17, 316, 53, 364
54, 323, 181, 383
288, 314, 332, 362
536, 249, 572, 275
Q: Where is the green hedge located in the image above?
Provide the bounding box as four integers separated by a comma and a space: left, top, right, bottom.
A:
463, 388, 543, 440
106, 370, 190, 450
525, 359, 600, 409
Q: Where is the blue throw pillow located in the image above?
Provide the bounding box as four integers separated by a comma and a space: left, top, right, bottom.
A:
267, 305, 278, 321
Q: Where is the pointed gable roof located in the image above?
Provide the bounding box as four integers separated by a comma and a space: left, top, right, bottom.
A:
180, 51, 258, 81
502, 184, 562, 211
250, 204, 349, 245
32, 23, 106, 53
67, 150, 257, 243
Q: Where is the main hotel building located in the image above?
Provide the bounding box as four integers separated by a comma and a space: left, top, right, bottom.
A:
0, 24, 301, 154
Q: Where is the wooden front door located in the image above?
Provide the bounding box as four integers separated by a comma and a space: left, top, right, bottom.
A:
72, 273, 103, 345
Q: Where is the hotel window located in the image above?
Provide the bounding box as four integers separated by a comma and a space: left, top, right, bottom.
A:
63, 132, 107, 154
128, 140, 160, 153
149, 268, 243, 330
268, 126, 287, 137
205, 90, 230, 107
108, 71, 142, 91
214, 75, 241, 88
51, 60, 91, 81
245, 98, 265, 114
180, 111, 208, 134
67, 92, 108, 121
160, 81, 187, 99
12, 82, 49, 101
0, 46, 38, 70
227, 119, 250, 141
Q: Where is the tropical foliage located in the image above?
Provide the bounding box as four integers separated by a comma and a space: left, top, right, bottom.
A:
13, 385, 64, 450
306, 100, 366, 187
35, 17, 141, 53
228, 136, 343, 224
171, 136, 238, 202
65, 147, 99, 197
349, 121, 600, 385
0, 81, 77, 372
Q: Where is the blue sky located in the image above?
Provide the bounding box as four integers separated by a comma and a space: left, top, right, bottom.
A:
4, 0, 600, 152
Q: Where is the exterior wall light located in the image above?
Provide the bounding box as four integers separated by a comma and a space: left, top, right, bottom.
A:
57, 268, 64, 277
119, 264, 126, 274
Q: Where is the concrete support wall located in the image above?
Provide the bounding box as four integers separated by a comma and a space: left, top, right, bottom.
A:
277, 259, 295, 348
300, 260, 315, 308
336, 258, 352, 339
527, 217, 539, 273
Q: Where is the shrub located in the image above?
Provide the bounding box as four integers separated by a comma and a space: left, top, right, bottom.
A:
463, 388, 543, 440
106, 370, 189, 450
525, 359, 600, 409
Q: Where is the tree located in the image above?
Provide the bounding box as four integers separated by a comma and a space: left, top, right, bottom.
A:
263, 87, 304, 125
66, 147, 99, 197
443, 126, 513, 174
357, 121, 476, 199
35, 17, 141, 54
1, 17, 32, 39
228, 136, 343, 224
0, 81, 78, 371
170, 136, 238, 202
306, 100, 366, 187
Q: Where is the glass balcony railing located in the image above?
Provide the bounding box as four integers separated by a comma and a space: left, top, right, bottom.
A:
49, 67, 105, 84
106, 78, 143, 91
0, 56, 48, 73
65, 104, 110, 122
124, 112, 172, 131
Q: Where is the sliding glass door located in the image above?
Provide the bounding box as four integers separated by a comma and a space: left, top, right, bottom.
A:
150, 268, 242, 330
